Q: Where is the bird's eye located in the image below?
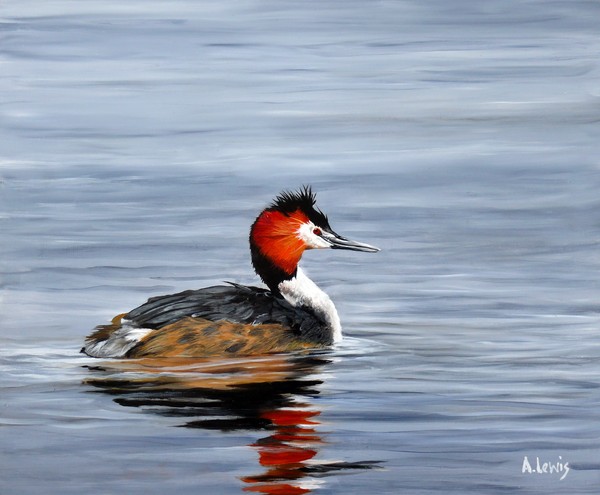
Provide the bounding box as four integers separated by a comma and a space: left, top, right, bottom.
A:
313, 227, 322, 236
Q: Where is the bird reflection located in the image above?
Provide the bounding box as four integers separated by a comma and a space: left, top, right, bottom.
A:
83, 352, 380, 494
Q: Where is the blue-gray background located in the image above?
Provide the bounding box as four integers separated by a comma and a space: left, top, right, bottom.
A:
1, 1, 600, 494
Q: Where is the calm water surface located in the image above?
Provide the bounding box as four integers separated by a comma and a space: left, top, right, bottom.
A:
2, 1, 600, 494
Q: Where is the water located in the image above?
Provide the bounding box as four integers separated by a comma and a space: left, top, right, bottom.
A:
2, 1, 600, 493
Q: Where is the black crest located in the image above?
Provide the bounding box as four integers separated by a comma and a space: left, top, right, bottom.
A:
269, 186, 331, 229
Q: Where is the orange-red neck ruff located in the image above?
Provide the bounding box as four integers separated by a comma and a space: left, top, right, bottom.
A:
251, 209, 310, 275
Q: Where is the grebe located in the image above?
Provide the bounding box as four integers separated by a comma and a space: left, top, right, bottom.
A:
82, 186, 379, 358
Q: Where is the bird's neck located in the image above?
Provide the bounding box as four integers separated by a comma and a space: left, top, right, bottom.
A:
250, 241, 297, 295
278, 267, 342, 343
249, 217, 342, 342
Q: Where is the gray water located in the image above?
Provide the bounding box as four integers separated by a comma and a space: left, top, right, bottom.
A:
2, 1, 600, 493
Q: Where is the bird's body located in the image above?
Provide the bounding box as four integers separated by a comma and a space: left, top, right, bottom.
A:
82, 187, 378, 358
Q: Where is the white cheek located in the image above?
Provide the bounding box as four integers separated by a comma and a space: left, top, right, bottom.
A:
297, 223, 331, 249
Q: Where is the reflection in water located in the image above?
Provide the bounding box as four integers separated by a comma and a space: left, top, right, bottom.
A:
84, 352, 380, 494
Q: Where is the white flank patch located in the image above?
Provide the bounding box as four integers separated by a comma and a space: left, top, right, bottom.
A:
84, 324, 153, 358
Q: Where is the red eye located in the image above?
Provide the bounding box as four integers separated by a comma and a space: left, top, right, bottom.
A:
313, 227, 322, 236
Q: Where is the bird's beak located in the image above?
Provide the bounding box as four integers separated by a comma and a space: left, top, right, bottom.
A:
323, 231, 380, 252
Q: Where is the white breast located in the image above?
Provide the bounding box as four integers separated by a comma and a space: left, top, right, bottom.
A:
278, 267, 342, 343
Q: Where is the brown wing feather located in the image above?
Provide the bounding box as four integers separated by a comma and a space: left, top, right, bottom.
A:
126, 317, 322, 358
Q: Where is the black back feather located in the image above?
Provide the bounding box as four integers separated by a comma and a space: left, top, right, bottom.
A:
124, 283, 332, 345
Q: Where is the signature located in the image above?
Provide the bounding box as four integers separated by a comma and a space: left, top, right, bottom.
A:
522, 455, 569, 481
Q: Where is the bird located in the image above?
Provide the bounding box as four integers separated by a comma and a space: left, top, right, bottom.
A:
82, 186, 379, 358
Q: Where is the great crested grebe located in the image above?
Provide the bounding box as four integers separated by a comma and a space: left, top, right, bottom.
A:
82, 187, 379, 358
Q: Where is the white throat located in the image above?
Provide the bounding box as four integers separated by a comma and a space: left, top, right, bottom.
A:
277, 267, 342, 343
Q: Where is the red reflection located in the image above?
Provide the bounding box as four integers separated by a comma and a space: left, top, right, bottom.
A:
243, 483, 311, 495
241, 407, 323, 495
